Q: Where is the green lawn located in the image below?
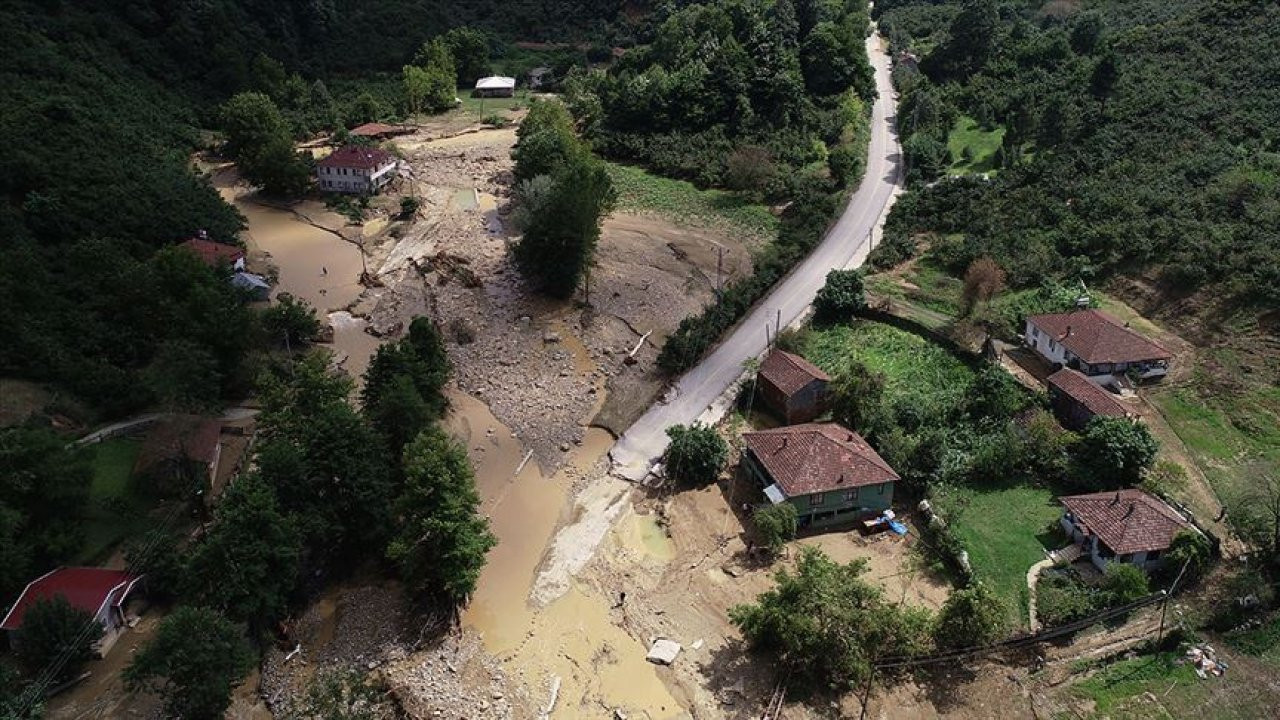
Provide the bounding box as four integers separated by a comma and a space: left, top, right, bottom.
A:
1148, 385, 1280, 514
947, 115, 1004, 175
79, 437, 153, 563
1071, 650, 1274, 720
605, 162, 778, 243
934, 485, 1061, 628
800, 320, 975, 414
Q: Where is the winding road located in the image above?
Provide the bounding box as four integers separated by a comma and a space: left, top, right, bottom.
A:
610, 31, 904, 479
532, 31, 904, 603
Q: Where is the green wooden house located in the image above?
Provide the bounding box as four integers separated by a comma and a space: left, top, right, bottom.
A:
742, 423, 897, 529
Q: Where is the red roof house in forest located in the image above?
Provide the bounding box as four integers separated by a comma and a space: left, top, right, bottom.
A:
1045, 367, 1132, 430
1058, 489, 1198, 573
756, 349, 832, 424
2, 568, 142, 653
1024, 309, 1171, 385
180, 235, 245, 270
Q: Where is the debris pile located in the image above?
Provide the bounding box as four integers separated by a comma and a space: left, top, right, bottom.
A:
1184, 644, 1228, 679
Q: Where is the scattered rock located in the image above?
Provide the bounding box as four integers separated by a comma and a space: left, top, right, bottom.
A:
646, 639, 682, 666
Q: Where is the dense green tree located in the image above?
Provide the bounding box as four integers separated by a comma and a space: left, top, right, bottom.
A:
387, 426, 495, 604
512, 100, 580, 183
221, 92, 289, 159
184, 475, 301, 630
964, 365, 1027, 421
257, 353, 394, 560
1165, 530, 1215, 580
0, 428, 92, 595
924, 0, 999, 81
813, 268, 866, 323
15, 596, 103, 680
664, 423, 729, 486
730, 547, 932, 688
933, 582, 1005, 650
514, 152, 616, 298
441, 27, 492, 86
1101, 562, 1150, 604
143, 339, 223, 412
125, 606, 253, 720
362, 317, 451, 454
830, 361, 889, 438
1071, 417, 1158, 490
753, 503, 798, 554
262, 293, 322, 348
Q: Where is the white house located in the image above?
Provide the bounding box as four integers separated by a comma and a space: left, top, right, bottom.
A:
1058, 489, 1198, 573
474, 76, 516, 98
316, 146, 398, 194
1025, 309, 1171, 387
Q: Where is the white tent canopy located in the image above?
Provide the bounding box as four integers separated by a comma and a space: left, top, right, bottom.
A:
475, 76, 516, 91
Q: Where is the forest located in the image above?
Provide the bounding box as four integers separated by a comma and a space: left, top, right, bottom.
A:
872, 0, 1280, 306
0, 0, 626, 417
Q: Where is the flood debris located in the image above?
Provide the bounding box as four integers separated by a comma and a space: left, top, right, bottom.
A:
646, 638, 682, 665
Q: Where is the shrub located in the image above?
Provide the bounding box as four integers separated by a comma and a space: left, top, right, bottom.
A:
934, 582, 1006, 649
753, 503, 798, 553
1070, 417, 1158, 490
399, 196, 421, 219
1101, 562, 1150, 604
1036, 570, 1105, 626
664, 423, 728, 486
16, 596, 102, 680
1165, 530, 1214, 581
813, 269, 867, 324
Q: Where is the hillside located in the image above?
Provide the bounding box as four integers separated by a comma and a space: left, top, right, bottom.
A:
875, 0, 1280, 306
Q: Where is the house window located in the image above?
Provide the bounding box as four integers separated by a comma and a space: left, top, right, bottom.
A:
809, 493, 824, 507
842, 489, 858, 502
877, 483, 885, 495
1147, 549, 1161, 561
1031, 327, 1039, 338
1049, 339, 1057, 352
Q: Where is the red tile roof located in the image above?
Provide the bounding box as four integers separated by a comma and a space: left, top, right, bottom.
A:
758, 349, 830, 397
1027, 309, 1170, 364
134, 415, 222, 475
743, 423, 898, 497
1, 568, 140, 631
1060, 489, 1194, 555
349, 122, 410, 137
1047, 368, 1129, 419
317, 145, 396, 170
180, 237, 244, 268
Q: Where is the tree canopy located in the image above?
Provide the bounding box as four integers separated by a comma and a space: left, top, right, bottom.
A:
125, 606, 253, 720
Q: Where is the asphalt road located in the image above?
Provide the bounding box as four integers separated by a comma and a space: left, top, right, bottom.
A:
610, 32, 903, 479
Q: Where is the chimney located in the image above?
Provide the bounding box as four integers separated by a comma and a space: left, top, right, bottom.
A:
1123, 503, 1135, 519
1065, 325, 1072, 337
1111, 491, 1121, 505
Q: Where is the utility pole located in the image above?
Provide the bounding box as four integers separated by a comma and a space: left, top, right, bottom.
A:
1158, 558, 1191, 644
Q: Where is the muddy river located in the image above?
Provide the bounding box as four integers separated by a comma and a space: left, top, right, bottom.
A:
217, 165, 683, 717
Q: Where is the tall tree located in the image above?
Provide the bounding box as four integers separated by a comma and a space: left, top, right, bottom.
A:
125, 606, 253, 720
1071, 417, 1158, 490
514, 151, 616, 298
184, 474, 301, 631
387, 426, 495, 604
933, 582, 1005, 650
15, 596, 103, 680
441, 27, 492, 86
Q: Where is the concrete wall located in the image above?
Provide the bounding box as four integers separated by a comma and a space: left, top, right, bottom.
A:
317, 161, 397, 194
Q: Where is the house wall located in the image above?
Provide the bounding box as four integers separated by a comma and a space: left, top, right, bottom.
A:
784, 380, 830, 424
1048, 389, 1095, 431
789, 482, 893, 528
317, 161, 397, 194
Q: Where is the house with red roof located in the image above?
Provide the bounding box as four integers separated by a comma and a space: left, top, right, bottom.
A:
1059, 489, 1198, 572
742, 423, 898, 529
2, 568, 142, 653
1045, 367, 1133, 431
1024, 309, 1171, 386
180, 234, 245, 271
756, 349, 831, 424
316, 145, 398, 194
349, 122, 413, 140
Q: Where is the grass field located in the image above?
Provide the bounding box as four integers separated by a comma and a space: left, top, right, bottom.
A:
79, 437, 152, 563
1148, 385, 1280, 516
605, 162, 779, 243
800, 320, 975, 414
947, 115, 1005, 176
1070, 650, 1275, 720
934, 485, 1060, 628
457, 89, 532, 116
